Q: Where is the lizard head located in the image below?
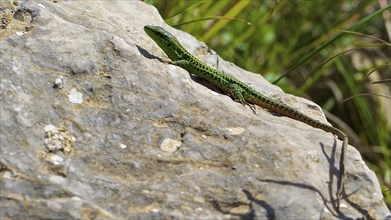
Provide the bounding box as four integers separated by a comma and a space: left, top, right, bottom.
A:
144, 25, 183, 61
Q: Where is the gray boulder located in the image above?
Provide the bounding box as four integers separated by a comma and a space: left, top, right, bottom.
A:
0, 1, 389, 219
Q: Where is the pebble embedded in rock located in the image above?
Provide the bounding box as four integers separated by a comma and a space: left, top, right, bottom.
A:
68, 88, 83, 104
160, 138, 181, 152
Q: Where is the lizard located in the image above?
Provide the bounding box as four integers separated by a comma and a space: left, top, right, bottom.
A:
144, 25, 348, 208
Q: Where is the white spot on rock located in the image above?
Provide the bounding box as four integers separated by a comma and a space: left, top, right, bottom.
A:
71, 196, 82, 201
119, 143, 127, 149
3, 171, 13, 179
339, 202, 348, 208
54, 76, 64, 89
195, 207, 203, 212
68, 88, 83, 104
226, 127, 245, 135
160, 138, 181, 152
49, 154, 64, 165
49, 175, 66, 185
44, 124, 58, 133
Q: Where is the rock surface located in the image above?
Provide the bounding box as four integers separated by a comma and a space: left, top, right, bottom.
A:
0, 1, 389, 219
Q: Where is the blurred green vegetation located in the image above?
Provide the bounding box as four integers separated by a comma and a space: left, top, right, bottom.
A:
145, 0, 391, 208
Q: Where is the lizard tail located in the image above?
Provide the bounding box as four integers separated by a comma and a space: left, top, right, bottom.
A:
249, 93, 347, 206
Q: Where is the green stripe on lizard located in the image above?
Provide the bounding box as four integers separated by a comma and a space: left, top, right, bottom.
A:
144, 25, 348, 208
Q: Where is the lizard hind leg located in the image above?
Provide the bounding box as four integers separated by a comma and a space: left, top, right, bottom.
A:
228, 84, 256, 113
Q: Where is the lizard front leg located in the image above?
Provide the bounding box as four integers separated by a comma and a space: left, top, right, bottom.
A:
174, 60, 190, 68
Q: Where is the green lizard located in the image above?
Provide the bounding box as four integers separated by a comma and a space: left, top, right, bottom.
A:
144, 25, 348, 207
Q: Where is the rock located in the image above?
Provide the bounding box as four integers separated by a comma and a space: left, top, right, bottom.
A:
0, 1, 389, 219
